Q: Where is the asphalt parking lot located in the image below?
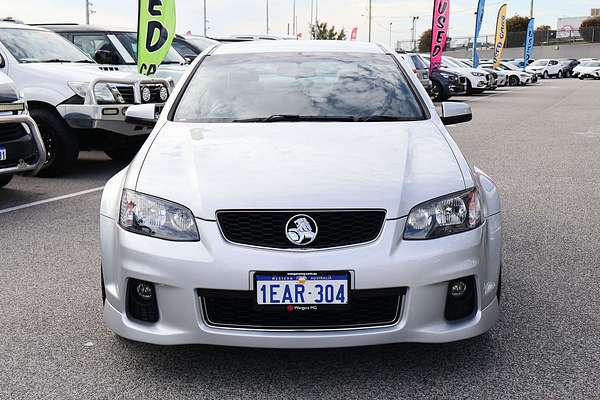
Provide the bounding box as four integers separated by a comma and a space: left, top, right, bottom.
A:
1, 79, 599, 399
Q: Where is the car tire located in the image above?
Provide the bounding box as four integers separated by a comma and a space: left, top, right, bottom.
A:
430, 80, 445, 102
30, 107, 79, 177
509, 76, 519, 86
466, 80, 473, 95
497, 265, 503, 303
558, 70, 563, 79
543, 71, 549, 79
0, 174, 13, 189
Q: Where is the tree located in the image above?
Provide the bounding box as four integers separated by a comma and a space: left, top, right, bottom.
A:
311, 22, 346, 40
506, 15, 530, 33
580, 16, 600, 42
505, 15, 531, 48
417, 29, 451, 53
537, 25, 551, 31
418, 29, 432, 53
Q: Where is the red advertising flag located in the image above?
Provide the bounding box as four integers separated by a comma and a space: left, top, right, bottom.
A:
430, 0, 450, 74
351, 27, 358, 41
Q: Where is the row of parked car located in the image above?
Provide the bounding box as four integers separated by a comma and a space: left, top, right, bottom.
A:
1, 16, 599, 188
397, 52, 600, 103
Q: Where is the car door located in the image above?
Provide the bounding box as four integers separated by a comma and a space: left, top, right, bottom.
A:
72, 33, 123, 64
548, 60, 560, 75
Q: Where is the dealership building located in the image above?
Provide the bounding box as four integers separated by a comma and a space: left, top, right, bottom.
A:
557, 9, 600, 38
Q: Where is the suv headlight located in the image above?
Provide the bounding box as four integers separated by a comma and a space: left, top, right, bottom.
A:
68, 82, 125, 104
119, 189, 200, 242
471, 72, 485, 77
403, 188, 482, 240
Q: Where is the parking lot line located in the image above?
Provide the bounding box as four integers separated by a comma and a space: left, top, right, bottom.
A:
0, 187, 104, 215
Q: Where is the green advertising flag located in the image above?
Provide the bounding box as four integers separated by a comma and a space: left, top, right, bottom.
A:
137, 0, 176, 76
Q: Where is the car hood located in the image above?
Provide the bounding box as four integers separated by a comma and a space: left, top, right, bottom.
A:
20, 63, 141, 82
135, 121, 467, 220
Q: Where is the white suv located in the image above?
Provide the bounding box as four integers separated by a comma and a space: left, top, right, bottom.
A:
0, 22, 172, 175
526, 59, 563, 79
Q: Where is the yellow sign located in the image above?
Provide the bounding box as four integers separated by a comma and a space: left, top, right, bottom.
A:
493, 4, 508, 69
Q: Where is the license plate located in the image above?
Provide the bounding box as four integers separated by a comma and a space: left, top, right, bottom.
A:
255, 272, 349, 305
0, 146, 6, 161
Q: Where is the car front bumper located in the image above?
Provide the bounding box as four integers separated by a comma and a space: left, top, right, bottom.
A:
0, 114, 46, 176
58, 104, 155, 136
100, 212, 502, 348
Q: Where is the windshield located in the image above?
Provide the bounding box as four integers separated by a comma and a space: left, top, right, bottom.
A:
174, 52, 426, 123
410, 55, 427, 70
0, 28, 91, 63
531, 60, 548, 66
582, 62, 600, 67
114, 32, 185, 64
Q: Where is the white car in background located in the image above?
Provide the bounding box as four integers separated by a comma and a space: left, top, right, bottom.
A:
422, 55, 491, 94
100, 41, 502, 348
526, 59, 564, 79
573, 61, 600, 80
480, 62, 533, 86
0, 22, 172, 175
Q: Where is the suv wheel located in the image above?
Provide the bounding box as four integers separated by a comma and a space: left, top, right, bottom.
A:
430, 81, 444, 102
543, 71, 549, 79
558, 70, 563, 79
30, 108, 79, 177
509, 75, 519, 86
0, 174, 13, 188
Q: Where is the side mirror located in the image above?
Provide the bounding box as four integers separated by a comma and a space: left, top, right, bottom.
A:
0, 53, 5, 68
125, 104, 158, 127
439, 102, 472, 125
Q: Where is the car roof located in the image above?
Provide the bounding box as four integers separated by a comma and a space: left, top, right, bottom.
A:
211, 40, 386, 55
36, 23, 132, 33
0, 21, 48, 31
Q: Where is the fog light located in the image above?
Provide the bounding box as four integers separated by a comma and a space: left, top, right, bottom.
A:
450, 280, 467, 298
159, 86, 169, 102
136, 282, 154, 300
141, 86, 151, 103
127, 279, 159, 323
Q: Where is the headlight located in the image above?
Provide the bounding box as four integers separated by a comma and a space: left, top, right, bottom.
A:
119, 189, 200, 242
439, 72, 452, 78
68, 81, 89, 98
403, 188, 482, 240
471, 72, 485, 77
94, 83, 125, 104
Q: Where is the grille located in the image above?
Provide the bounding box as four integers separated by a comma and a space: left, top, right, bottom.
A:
116, 85, 135, 104
198, 288, 405, 330
0, 123, 28, 141
217, 210, 386, 250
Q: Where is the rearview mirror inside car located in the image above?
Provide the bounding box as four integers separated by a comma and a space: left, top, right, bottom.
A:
125, 104, 158, 127
439, 102, 472, 125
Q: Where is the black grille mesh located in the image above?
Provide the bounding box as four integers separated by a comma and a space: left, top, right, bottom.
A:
199, 288, 405, 329
217, 210, 386, 249
0, 123, 27, 141
116, 86, 135, 104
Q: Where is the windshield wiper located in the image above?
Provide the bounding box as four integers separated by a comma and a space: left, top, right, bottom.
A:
356, 115, 415, 122
38, 59, 76, 63
233, 115, 356, 123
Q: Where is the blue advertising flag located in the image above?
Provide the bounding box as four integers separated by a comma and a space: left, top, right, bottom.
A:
523, 18, 535, 70
472, 0, 486, 68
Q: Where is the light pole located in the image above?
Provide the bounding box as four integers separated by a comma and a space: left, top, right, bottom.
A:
389, 22, 393, 48
368, 0, 372, 42
411, 16, 419, 51
293, 0, 296, 36
266, 0, 269, 34
530, 0, 534, 18
85, 0, 94, 24
203, 0, 207, 36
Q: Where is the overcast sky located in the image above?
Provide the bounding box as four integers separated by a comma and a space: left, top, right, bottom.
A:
5, 0, 598, 44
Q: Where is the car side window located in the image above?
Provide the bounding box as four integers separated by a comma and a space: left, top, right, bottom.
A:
73, 34, 121, 64
172, 39, 197, 59
550, 60, 558, 66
